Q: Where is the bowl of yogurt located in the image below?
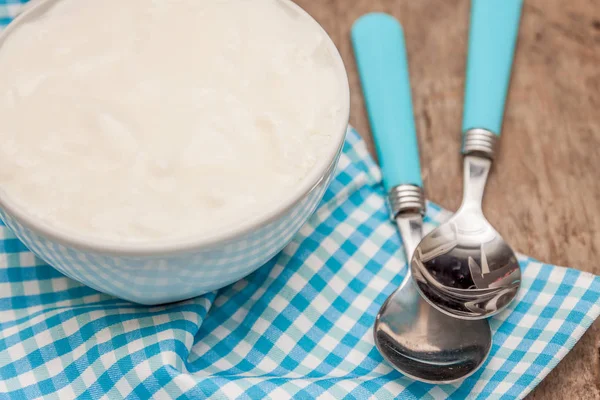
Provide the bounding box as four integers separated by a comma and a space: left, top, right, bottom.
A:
0, 0, 350, 304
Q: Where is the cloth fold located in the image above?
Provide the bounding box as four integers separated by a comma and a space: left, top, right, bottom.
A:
1, 128, 599, 399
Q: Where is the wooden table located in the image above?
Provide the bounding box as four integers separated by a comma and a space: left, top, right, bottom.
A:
295, 0, 600, 398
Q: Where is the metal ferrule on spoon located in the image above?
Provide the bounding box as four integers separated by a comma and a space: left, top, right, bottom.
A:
352, 13, 491, 383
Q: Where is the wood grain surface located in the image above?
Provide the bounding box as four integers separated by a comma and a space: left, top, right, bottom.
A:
294, 0, 600, 398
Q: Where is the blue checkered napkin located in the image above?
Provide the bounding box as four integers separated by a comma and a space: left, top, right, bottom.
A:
1, 125, 599, 399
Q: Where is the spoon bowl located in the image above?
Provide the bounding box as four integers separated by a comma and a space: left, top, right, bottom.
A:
373, 188, 493, 382
411, 139, 521, 320
374, 189, 492, 384
375, 283, 492, 383
375, 218, 492, 383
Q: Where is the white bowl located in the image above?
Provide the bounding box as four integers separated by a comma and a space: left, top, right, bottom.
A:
0, 0, 350, 305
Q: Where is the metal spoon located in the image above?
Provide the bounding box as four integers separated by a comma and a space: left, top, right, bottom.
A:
352, 13, 491, 383
410, 0, 524, 320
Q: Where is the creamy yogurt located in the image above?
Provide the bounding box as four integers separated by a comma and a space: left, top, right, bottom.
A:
0, 0, 346, 243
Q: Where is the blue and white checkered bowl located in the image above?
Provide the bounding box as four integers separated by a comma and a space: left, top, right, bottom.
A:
0, 0, 350, 305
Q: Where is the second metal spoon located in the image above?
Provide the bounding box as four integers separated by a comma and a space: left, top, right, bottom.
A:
352, 13, 491, 383
411, 0, 524, 320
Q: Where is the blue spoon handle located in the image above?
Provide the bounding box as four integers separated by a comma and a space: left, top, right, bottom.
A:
351, 13, 422, 191
462, 0, 524, 136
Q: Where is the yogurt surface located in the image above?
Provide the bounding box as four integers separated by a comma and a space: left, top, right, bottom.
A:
0, 0, 347, 243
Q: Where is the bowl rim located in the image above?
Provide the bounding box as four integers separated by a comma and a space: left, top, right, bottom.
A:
0, 0, 351, 257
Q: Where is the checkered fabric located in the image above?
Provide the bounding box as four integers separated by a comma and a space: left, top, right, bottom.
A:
1, 126, 599, 399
